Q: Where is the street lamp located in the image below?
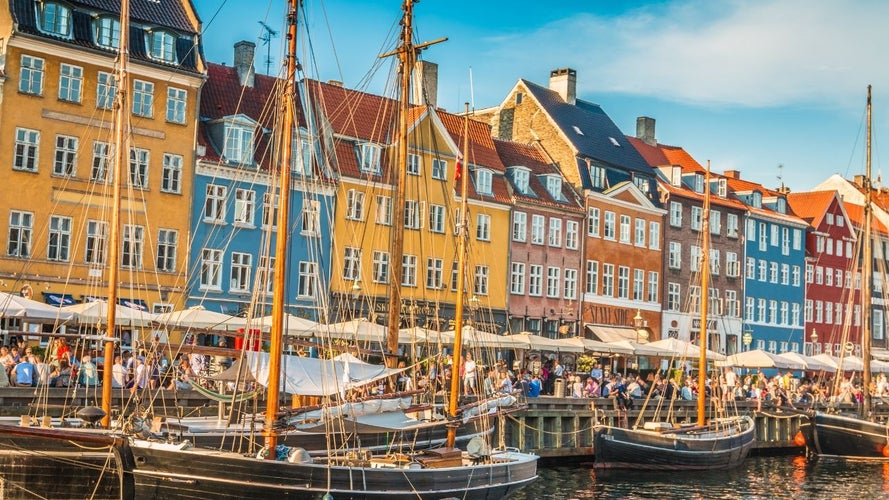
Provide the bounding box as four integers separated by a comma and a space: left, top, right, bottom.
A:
810, 328, 818, 356
633, 309, 646, 371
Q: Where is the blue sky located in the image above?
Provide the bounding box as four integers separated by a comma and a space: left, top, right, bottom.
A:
194, 0, 889, 192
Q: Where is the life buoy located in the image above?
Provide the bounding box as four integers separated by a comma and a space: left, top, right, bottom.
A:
793, 431, 806, 447
20, 284, 33, 300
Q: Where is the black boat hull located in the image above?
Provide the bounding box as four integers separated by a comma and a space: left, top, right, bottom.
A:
593, 416, 756, 471
800, 412, 889, 460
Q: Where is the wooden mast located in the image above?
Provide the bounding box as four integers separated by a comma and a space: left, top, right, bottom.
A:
697, 161, 712, 426
100, 0, 130, 428
861, 85, 873, 419
264, 0, 299, 457
381, 0, 445, 365
446, 103, 471, 449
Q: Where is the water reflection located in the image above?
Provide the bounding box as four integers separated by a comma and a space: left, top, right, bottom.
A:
510, 455, 889, 500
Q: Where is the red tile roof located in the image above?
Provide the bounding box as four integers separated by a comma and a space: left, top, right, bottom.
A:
843, 202, 889, 235
626, 137, 669, 167
786, 190, 839, 227
494, 139, 584, 212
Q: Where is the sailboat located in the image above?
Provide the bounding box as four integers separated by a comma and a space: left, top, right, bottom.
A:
124, 1, 538, 498
798, 86, 889, 461
592, 163, 755, 471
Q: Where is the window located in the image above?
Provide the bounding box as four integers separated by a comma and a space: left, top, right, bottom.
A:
95, 17, 120, 48
358, 143, 381, 173
166, 87, 187, 124
546, 176, 563, 200
404, 200, 423, 229
710, 210, 721, 235
793, 229, 803, 250
757, 298, 766, 323
372, 251, 389, 283
585, 261, 599, 294
528, 265, 543, 296
793, 266, 802, 287
121, 225, 144, 269
589, 165, 606, 188
548, 218, 562, 246
298, 262, 317, 298
262, 193, 278, 228
13, 128, 40, 172
588, 207, 600, 237
475, 169, 493, 195
746, 257, 755, 278
724, 290, 738, 317
546, 267, 560, 298
156, 229, 177, 272
726, 252, 739, 277
161, 154, 182, 193
727, 213, 739, 237
815, 266, 823, 285
426, 258, 444, 289
633, 269, 644, 301
223, 123, 254, 164
149, 30, 176, 63
204, 184, 226, 222
407, 153, 421, 175
477, 213, 491, 241
19, 55, 44, 95
47, 215, 71, 261
805, 300, 813, 322
375, 195, 392, 225
301, 200, 320, 235
668, 242, 681, 269
401, 255, 417, 286
781, 227, 790, 255
132, 80, 154, 117
53, 135, 78, 177
758, 260, 767, 281
566, 220, 579, 249
781, 301, 789, 325
450, 262, 459, 291
688, 286, 701, 314
771, 225, 779, 247
233, 189, 255, 226
690, 246, 701, 272
709, 249, 720, 275
129, 147, 149, 188
91, 141, 110, 182
58, 64, 82, 102
602, 264, 615, 297
96, 72, 116, 109
564, 269, 577, 299
617, 266, 629, 299
770, 262, 779, 283
512, 168, 530, 194
428, 204, 445, 233
431, 158, 447, 180
474, 265, 489, 295
781, 264, 790, 285
647, 271, 658, 302
200, 248, 223, 290
603, 211, 616, 240
510, 262, 525, 294
759, 223, 768, 251
634, 219, 646, 247
691, 206, 703, 231
531, 215, 545, 244
649, 221, 660, 249
343, 247, 362, 281
512, 211, 527, 242
230, 252, 252, 292
257, 256, 275, 294
769, 300, 778, 324
346, 190, 365, 220
41, 2, 71, 36
7, 211, 32, 258
667, 283, 681, 311
85, 220, 107, 264
619, 215, 631, 243
746, 297, 755, 321
669, 201, 682, 227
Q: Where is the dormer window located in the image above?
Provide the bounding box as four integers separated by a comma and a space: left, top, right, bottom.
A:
475, 169, 493, 195
95, 17, 120, 48
546, 175, 563, 200
693, 173, 704, 193
670, 166, 681, 186
358, 143, 381, 174
223, 122, 254, 165
717, 178, 727, 197
148, 30, 177, 63
775, 196, 787, 214
589, 164, 606, 189
751, 191, 762, 208
40, 2, 71, 37
510, 167, 530, 194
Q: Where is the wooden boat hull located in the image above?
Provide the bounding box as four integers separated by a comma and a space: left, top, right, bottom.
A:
130, 441, 538, 500
800, 412, 889, 460
593, 416, 756, 471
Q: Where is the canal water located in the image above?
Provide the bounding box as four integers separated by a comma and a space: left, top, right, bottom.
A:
511, 454, 889, 499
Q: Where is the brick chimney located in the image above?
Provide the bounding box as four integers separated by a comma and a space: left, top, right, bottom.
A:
413, 60, 438, 107
853, 174, 870, 188
636, 116, 656, 146
549, 68, 576, 105
723, 170, 741, 179
234, 41, 256, 88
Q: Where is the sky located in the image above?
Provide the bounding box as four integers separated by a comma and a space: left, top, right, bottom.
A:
193, 0, 889, 192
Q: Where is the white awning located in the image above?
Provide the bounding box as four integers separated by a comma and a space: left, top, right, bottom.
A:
585, 324, 644, 343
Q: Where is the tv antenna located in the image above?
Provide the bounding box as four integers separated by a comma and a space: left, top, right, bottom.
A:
258, 21, 278, 75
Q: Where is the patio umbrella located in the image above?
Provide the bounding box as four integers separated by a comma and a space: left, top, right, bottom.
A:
507, 333, 583, 353
0, 291, 74, 322
718, 349, 805, 370
62, 299, 156, 327
154, 305, 245, 331
251, 314, 316, 337
441, 326, 528, 349
646, 337, 726, 361
607, 340, 676, 357
777, 351, 835, 372
562, 336, 634, 355
812, 353, 864, 372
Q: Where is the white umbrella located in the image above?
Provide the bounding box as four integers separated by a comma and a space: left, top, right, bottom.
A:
442, 326, 528, 349
562, 336, 634, 355
314, 319, 391, 343
153, 305, 245, 331
0, 291, 74, 321
719, 349, 805, 370
777, 351, 835, 372
813, 353, 864, 372
607, 340, 675, 357
62, 299, 156, 327
251, 314, 316, 337
646, 337, 726, 361
507, 333, 583, 353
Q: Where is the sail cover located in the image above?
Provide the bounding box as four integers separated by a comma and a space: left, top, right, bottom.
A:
244, 351, 406, 396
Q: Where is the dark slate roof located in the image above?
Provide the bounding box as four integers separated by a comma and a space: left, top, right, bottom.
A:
70, 0, 198, 33
520, 79, 655, 176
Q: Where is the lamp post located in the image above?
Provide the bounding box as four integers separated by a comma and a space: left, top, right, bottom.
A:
350, 281, 362, 320
633, 309, 646, 370
810, 328, 818, 355
742, 329, 753, 352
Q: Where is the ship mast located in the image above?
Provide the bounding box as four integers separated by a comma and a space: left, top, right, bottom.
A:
697, 161, 712, 426
100, 0, 130, 428
861, 85, 873, 419
264, 0, 299, 456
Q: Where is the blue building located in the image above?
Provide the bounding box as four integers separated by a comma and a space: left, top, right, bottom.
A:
188, 42, 334, 321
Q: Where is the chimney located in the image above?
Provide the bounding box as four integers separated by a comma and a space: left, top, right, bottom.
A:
413, 60, 438, 107
723, 170, 741, 179
549, 68, 576, 105
233, 41, 256, 88
636, 116, 656, 146
853, 174, 869, 188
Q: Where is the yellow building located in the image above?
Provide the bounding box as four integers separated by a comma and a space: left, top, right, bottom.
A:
309, 80, 512, 332
0, 1, 204, 327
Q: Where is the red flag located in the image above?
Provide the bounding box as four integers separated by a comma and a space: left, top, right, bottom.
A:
455, 159, 462, 182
